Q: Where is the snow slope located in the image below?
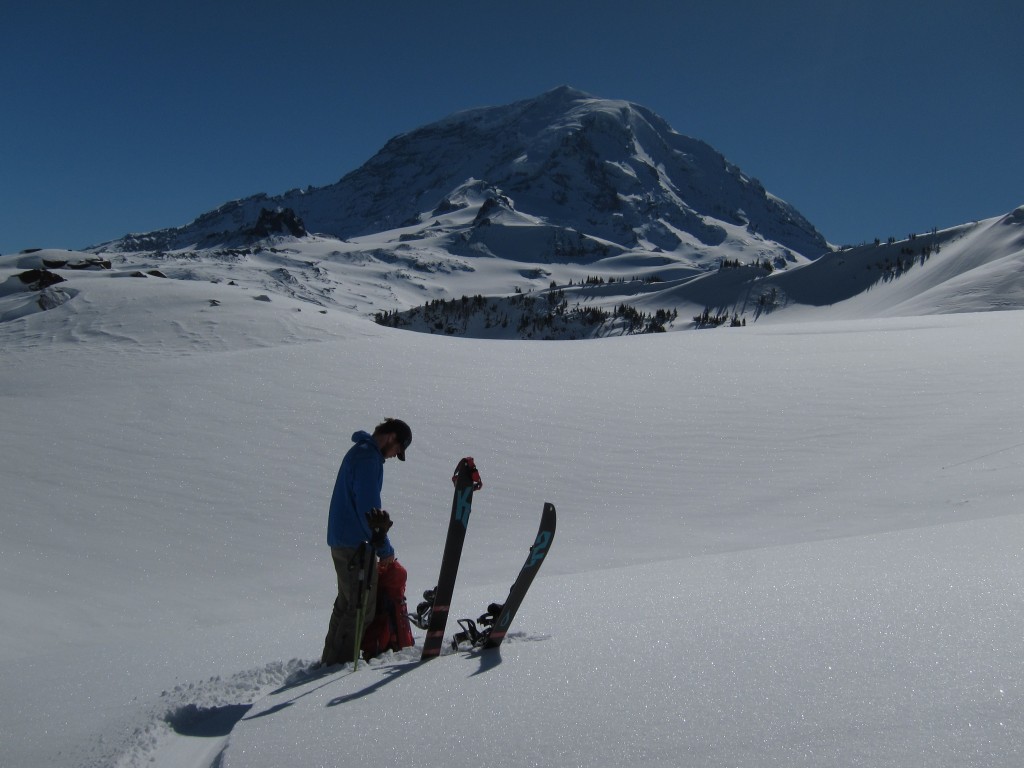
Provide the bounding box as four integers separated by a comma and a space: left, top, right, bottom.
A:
2, 261, 1024, 767
6, 203, 1024, 349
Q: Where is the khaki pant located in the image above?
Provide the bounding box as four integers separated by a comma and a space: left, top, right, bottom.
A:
321, 545, 378, 666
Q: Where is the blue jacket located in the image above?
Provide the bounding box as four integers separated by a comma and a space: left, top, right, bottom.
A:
326, 431, 395, 558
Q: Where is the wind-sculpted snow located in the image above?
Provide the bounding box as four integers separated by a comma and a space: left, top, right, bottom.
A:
83, 521, 1024, 768
4, 281, 1024, 767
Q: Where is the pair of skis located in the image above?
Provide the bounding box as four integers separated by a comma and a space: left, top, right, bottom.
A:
417, 457, 556, 660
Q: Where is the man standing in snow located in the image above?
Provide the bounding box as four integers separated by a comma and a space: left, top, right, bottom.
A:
320, 417, 412, 667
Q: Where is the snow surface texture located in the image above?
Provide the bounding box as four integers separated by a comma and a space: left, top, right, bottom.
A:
2, 242, 1024, 767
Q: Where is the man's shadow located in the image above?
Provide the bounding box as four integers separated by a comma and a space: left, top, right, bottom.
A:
327, 647, 503, 706
244, 667, 356, 721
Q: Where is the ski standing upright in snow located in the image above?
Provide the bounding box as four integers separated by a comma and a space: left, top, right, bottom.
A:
453, 502, 557, 650
418, 457, 483, 661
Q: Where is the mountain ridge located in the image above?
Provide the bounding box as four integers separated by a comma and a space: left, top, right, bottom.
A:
94, 86, 827, 262
2, 88, 1022, 339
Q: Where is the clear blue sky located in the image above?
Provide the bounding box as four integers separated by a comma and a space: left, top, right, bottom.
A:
3, 0, 1020, 254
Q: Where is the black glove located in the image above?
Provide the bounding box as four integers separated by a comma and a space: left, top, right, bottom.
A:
367, 508, 393, 546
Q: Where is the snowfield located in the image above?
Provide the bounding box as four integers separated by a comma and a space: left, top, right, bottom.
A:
2, 247, 1024, 767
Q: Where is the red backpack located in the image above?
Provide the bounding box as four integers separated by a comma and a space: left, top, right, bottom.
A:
361, 559, 415, 659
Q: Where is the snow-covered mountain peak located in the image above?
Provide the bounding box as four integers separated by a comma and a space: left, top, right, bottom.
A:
7, 88, 1016, 340
93, 87, 828, 263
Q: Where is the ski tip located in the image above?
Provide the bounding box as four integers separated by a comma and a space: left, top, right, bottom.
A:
543, 502, 556, 527
453, 457, 483, 490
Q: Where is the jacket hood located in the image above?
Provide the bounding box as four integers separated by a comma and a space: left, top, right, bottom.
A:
351, 430, 374, 445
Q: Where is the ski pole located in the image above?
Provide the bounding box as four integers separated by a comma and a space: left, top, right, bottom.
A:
351, 542, 374, 669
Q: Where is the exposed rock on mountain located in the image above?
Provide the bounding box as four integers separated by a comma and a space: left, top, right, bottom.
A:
95, 87, 827, 263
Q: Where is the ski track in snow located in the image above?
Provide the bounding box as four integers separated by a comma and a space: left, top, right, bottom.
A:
74, 660, 308, 768
97, 632, 548, 768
